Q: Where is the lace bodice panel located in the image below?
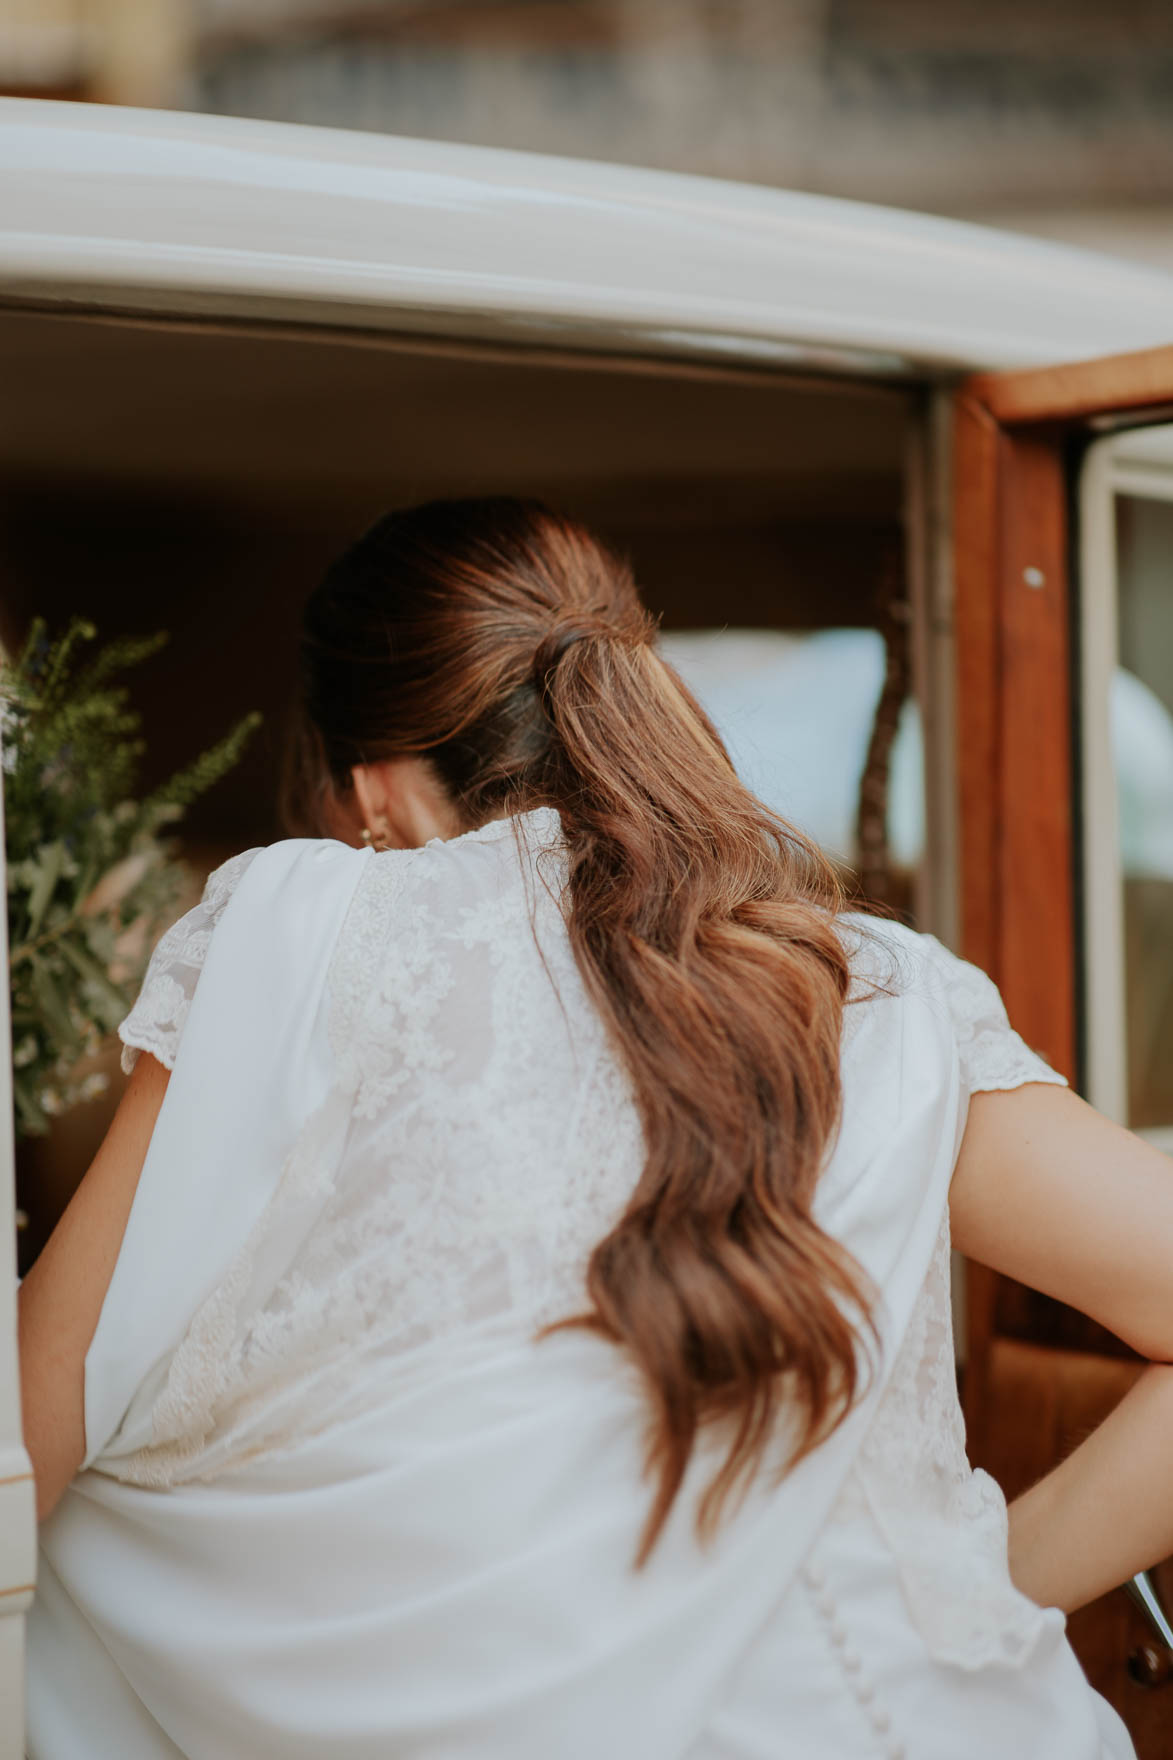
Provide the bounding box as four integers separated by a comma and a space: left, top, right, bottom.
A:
122, 851, 1064, 1121
305, 809, 647, 1357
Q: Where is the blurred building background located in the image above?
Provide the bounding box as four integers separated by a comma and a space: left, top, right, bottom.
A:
3, 0, 1173, 271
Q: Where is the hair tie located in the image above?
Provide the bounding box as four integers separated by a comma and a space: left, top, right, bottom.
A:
531, 622, 601, 702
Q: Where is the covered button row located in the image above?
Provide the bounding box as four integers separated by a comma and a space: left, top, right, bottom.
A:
800, 1557, 906, 1760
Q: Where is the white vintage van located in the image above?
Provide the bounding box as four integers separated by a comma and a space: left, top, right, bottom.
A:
3, 96, 1173, 1750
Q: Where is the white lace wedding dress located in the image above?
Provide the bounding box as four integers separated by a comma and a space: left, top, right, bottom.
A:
25, 806, 1136, 1759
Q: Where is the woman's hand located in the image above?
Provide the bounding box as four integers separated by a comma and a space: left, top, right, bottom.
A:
18, 1050, 169, 1522
1003, 1361, 1173, 1613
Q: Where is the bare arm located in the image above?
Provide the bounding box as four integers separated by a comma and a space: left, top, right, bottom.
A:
18, 1051, 169, 1521
950, 1082, 1173, 1612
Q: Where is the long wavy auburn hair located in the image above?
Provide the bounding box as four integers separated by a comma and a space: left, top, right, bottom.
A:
287, 497, 877, 1566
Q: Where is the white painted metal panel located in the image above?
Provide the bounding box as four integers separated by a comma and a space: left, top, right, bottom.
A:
1080, 424, 1173, 1150
1080, 436, 1130, 1128
0, 751, 37, 1760
2, 99, 1173, 376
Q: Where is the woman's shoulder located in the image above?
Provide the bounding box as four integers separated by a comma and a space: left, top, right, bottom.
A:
834, 910, 1067, 1098
188, 833, 368, 908
116, 837, 367, 1075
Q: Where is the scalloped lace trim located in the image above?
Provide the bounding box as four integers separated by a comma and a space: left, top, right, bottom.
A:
917, 932, 1069, 1096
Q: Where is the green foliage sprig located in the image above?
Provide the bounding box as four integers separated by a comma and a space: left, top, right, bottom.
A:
3, 616, 261, 1137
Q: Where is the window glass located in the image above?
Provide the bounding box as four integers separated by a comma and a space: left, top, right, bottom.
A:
1113, 493, 1173, 1128
659, 627, 924, 901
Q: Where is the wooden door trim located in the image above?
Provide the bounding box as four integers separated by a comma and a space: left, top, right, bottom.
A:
953, 393, 1002, 985
966, 342, 1173, 427
953, 404, 1077, 1080
954, 393, 1080, 1449
993, 432, 1076, 1079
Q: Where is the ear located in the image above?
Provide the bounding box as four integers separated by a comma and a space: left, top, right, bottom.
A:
348, 756, 461, 850
350, 762, 394, 836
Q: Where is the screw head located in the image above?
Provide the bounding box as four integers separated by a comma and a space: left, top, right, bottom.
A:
1128, 1644, 1173, 1687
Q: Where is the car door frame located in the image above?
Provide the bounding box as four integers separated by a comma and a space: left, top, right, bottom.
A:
952, 343, 1173, 1455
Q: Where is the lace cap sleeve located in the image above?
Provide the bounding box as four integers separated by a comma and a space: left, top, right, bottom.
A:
913, 931, 1068, 1095
842, 913, 1067, 1096
117, 847, 263, 1076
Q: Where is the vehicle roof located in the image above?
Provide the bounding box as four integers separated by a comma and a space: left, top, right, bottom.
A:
2, 97, 1171, 378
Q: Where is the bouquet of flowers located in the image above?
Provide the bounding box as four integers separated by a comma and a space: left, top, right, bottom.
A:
3, 616, 260, 1137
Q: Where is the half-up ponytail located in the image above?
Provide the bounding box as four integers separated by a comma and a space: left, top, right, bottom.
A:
295, 496, 875, 1564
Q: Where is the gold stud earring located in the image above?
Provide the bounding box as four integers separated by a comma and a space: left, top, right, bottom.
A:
361, 819, 392, 852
